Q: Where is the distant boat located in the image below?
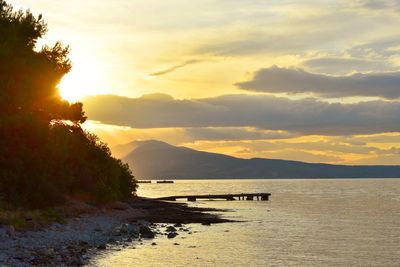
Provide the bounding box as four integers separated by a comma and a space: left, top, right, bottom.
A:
137, 180, 152, 183
156, 180, 174, 184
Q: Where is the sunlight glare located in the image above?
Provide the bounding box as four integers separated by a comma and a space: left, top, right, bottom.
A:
58, 60, 107, 102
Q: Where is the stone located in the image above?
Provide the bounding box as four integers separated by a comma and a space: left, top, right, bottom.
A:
107, 201, 131, 211
120, 223, 129, 234
79, 240, 89, 246
7, 226, 16, 238
166, 226, 177, 232
173, 223, 183, 228
127, 224, 140, 236
0, 226, 7, 238
167, 232, 178, 239
69, 255, 85, 266
97, 244, 106, 250
140, 225, 155, 239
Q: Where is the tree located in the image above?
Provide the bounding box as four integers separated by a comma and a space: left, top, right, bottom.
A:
0, 1, 136, 208
0, 0, 86, 123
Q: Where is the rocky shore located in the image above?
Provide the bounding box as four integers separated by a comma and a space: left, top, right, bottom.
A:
0, 197, 230, 266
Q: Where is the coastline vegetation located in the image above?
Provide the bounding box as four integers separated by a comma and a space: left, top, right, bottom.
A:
0, 0, 137, 212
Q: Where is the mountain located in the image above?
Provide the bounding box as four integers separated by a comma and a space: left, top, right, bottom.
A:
119, 140, 400, 179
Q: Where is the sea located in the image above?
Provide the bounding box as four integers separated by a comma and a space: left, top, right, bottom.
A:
90, 179, 400, 266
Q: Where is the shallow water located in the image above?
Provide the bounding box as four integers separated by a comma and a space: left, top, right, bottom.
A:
91, 179, 400, 266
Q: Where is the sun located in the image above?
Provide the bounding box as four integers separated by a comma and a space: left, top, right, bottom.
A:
58, 75, 85, 102
58, 68, 107, 102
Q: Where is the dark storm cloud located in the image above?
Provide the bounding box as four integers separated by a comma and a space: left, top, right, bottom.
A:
236, 66, 400, 99
83, 93, 400, 135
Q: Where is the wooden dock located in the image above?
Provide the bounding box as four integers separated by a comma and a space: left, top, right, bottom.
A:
156, 193, 271, 202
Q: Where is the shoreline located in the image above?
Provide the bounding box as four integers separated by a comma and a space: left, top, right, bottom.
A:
0, 197, 232, 266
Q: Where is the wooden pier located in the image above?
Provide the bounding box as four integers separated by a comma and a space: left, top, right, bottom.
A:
156, 193, 271, 202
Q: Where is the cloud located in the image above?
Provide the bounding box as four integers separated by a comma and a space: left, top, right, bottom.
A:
349, 0, 400, 12
348, 39, 400, 59
236, 66, 400, 99
183, 127, 296, 141
303, 57, 395, 74
83, 93, 400, 135
149, 60, 201, 76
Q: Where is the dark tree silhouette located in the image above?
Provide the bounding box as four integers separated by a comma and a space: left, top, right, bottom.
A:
0, 0, 86, 123
0, 1, 136, 208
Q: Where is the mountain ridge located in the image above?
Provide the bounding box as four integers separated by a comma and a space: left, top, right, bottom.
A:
118, 140, 400, 179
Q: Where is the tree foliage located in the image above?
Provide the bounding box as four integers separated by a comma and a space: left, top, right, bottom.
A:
0, 1, 137, 208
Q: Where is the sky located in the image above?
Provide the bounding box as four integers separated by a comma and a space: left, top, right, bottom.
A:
9, 0, 400, 164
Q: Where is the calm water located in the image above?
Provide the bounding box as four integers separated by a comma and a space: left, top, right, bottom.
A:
91, 179, 400, 266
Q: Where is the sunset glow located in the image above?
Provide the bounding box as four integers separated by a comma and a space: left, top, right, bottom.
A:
58, 64, 108, 102
10, 0, 400, 165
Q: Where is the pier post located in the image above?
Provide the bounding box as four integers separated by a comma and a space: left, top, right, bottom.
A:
246, 196, 254, 200
188, 196, 196, 201
261, 195, 269, 201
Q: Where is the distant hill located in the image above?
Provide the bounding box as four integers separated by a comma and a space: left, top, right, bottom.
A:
118, 140, 400, 179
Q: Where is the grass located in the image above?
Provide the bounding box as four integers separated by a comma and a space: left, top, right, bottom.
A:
0, 208, 65, 230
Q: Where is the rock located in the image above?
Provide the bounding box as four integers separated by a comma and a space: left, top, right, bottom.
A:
79, 240, 89, 246
43, 248, 54, 256
113, 231, 122, 237
68, 255, 85, 266
166, 226, 177, 232
140, 225, 155, 239
49, 223, 62, 231
173, 223, 182, 228
107, 201, 131, 211
97, 244, 107, 250
201, 222, 211, 226
173, 243, 180, 245
66, 199, 98, 214
0, 226, 7, 238
7, 225, 16, 238
127, 223, 140, 236
137, 220, 150, 226
120, 223, 129, 234
151, 242, 157, 246
167, 232, 178, 239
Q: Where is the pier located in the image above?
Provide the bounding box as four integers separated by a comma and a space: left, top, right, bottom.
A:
156, 193, 271, 202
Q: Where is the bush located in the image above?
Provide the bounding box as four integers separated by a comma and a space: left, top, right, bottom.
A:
0, 122, 137, 208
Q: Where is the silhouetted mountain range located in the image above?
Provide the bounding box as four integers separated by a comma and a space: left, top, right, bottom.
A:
117, 140, 400, 179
